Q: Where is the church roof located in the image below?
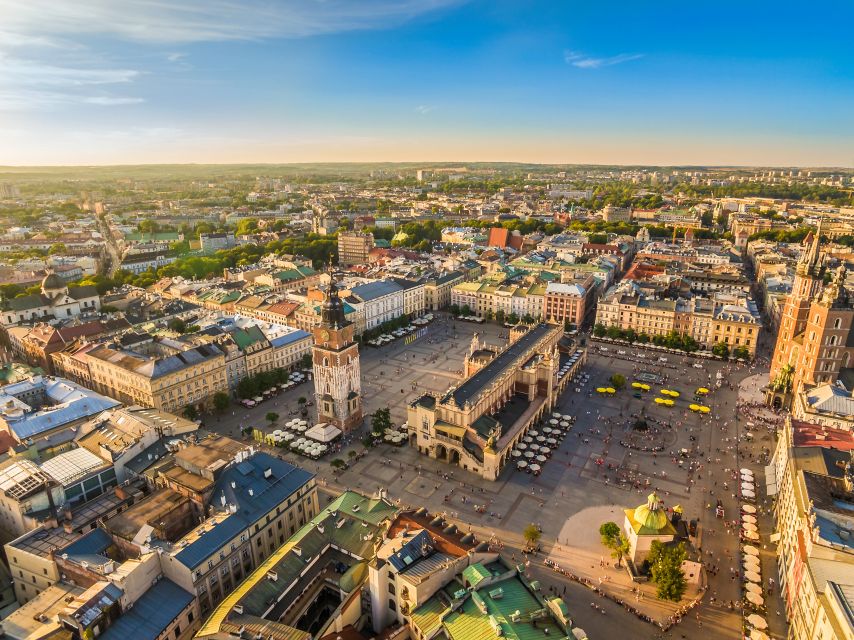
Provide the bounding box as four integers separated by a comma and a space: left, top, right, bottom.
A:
625, 492, 677, 536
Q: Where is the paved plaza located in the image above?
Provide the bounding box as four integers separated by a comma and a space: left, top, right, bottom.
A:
208, 322, 787, 639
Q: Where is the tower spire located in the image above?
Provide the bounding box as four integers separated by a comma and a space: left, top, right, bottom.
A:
797, 217, 824, 278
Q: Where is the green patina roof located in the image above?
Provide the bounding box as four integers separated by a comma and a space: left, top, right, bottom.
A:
230, 325, 267, 349
339, 560, 367, 593
462, 563, 492, 589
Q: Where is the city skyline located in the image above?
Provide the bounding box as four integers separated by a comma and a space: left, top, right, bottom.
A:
1, 0, 853, 166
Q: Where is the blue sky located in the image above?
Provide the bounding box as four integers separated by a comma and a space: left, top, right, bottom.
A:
1, 0, 853, 166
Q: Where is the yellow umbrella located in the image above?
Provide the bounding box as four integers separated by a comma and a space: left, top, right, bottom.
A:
660, 389, 671, 396
699, 406, 711, 413
669, 390, 680, 398
606, 387, 616, 394
689, 404, 700, 411
632, 382, 643, 389
664, 399, 675, 406
596, 387, 606, 393
697, 387, 709, 394
641, 384, 651, 391
654, 397, 664, 404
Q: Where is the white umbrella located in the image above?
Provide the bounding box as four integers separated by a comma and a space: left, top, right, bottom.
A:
536, 436, 546, 443
543, 427, 553, 434
749, 630, 769, 640
747, 614, 768, 630
740, 467, 753, 475
742, 482, 756, 491
529, 464, 541, 472
742, 544, 759, 556
742, 530, 759, 540
517, 442, 528, 450
560, 420, 570, 428
742, 504, 757, 514
744, 570, 762, 583
524, 451, 535, 458
549, 419, 559, 425
283, 432, 295, 441
743, 522, 758, 533
272, 429, 282, 437
745, 582, 762, 595
540, 447, 551, 455
746, 592, 764, 606
511, 450, 522, 457
517, 460, 527, 469
742, 514, 757, 524
743, 490, 756, 499
524, 436, 533, 443
529, 430, 539, 437
552, 413, 563, 419
536, 455, 547, 463
744, 559, 760, 571
529, 443, 540, 452
547, 438, 558, 445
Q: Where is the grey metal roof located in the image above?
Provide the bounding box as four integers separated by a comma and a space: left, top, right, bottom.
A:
174, 453, 313, 570
99, 578, 193, 640
350, 280, 403, 302
444, 324, 553, 407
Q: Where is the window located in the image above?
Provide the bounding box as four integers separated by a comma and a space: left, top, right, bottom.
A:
389, 599, 397, 612
388, 583, 396, 595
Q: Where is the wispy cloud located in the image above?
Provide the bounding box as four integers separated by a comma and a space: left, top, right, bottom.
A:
415, 105, 436, 115
564, 50, 644, 69
0, 0, 463, 44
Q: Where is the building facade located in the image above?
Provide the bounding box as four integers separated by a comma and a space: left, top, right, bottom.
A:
338, 231, 374, 267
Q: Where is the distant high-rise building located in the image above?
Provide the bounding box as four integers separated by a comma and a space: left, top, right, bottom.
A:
337, 230, 374, 267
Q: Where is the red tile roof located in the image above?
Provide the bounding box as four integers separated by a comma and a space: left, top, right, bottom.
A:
791, 419, 854, 450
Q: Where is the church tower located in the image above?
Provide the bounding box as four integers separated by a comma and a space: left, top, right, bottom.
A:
312, 279, 363, 432
769, 221, 826, 400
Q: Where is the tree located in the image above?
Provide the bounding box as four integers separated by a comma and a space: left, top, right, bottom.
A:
330, 458, 346, 470
609, 374, 626, 390
507, 312, 519, 325
495, 309, 506, 325
711, 342, 730, 359
460, 304, 472, 317
213, 392, 230, 413
483, 309, 494, 322
606, 325, 623, 340
168, 318, 187, 333
593, 323, 606, 338
449, 303, 460, 317
599, 522, 620, 547
522, 524, 542, 549
732, 346, 750, 360
297, 396, 307, 405
265, 412, 279, 425
608, 533, 630, 567
371, 407, 392, 435
648, 541, 687, 601
299, 353, 312, 369
183, 405, 198, 421
48, 242, 67, 255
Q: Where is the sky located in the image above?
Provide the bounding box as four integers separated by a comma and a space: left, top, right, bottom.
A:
1, 0, 853, 167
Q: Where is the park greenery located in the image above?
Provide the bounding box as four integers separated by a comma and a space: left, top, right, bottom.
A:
593, 324, 700, 353
647, 541, 688, 602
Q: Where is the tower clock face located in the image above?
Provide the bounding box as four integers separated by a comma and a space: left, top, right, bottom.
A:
320, 329, 330, 342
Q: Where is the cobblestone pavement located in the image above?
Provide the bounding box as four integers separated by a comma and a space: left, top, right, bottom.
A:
207, 323, 788, 639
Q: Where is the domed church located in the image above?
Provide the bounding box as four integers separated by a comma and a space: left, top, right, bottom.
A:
1, 269, 101, 327
623, 492, 677, 563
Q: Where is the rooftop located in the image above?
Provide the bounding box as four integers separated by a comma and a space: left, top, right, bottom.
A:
40, 447, 110, 486
99, 578, 194, 640
443, 324, 554, 407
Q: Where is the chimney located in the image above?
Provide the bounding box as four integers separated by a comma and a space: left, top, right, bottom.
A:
63, 521, 74, 534
114, 485, 128, 500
